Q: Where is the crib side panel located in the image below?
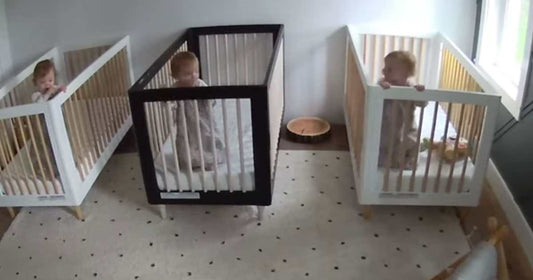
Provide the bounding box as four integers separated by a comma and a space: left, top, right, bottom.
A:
199, 33, 273, 86
59, 41, 132, 193
365, 86, 499, 206
0, 112, 65, 203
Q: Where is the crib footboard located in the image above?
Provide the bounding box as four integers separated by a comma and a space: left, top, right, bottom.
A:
130, 25, 284, 206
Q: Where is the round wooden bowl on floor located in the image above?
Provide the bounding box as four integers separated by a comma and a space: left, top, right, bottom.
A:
286, 117, 331, 143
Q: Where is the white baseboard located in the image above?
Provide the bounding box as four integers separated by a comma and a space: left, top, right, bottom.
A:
487, 159, 533, 267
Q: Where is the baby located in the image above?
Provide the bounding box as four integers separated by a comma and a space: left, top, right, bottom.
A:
377, 51, 426, 169
170, 51, 224, 170
32, 59, 66, 103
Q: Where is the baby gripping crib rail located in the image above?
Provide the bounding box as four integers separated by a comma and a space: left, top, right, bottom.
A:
130, 25, 284, 218
344, 25, 500, 207
0, 36, 133, 219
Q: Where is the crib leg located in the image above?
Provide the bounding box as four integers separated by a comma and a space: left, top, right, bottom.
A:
6, 207, 16, 219
361, 205, 372, 220
73, 206, 84, 220
159, 205, 167, 219
257, 206, 265, 221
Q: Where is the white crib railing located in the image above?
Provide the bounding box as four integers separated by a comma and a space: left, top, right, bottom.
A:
345, 25, 501, 206
0, 36, 133, 213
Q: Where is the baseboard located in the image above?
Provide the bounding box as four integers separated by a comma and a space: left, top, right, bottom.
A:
487, 159, 533, 267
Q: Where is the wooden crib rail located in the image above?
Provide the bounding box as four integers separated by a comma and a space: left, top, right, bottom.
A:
0, 48, 61, 107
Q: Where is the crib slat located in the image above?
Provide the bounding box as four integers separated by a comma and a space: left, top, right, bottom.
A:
422, 102, 440, 193
193, 101, 207, 192
112, 54, 127, 122
473, 106, 486, 162
0, 122, 19, 195
65, 99, 87, 177
244, 34, 249, 85
34, 115, 61, 194
207, 101, 219, 191
222, 100, 232, 191
225, 34, 231, 85
202, 36, 210, 84
16, 117, 39, 195
144, 104, 157, 159
79, 83, 100, 161
236, 99, 246, 192
154, 101, 170, 192
0, 128, 15, 195
234, 34, 240, 85
434, 103, 452, 193
26, 115, 49, 195
166, 102, 182, 191
215, 35, 222, 86
409, 106, 425, 192
102, 58, 121, 136
446, 104, 466, 193
396, 103, 410, 192
383, 101, 398, 192
8, 118, 30, 194
253, 33, 258, 84
179, 101, 194, 189
459, 105, 478, 192
87, 74, 106, 154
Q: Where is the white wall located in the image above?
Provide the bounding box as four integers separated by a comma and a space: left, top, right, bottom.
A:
0, 0, 12, 82
5, 0, 476, 123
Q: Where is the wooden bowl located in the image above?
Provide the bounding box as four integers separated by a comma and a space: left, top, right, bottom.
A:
286, 117, 331, 143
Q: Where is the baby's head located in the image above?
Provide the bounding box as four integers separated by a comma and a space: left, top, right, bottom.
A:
33, 59, 57, 93
171, 51, 199, 87
382, 51, 416, 86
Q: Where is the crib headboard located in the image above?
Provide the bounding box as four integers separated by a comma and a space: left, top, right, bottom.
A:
129, 25, 284, 205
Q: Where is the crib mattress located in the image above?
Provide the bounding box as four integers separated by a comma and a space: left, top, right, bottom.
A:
154, 100, 255, 192
377, 101, 475, 193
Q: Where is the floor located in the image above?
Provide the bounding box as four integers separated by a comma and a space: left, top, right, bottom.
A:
0, 150, 469, 279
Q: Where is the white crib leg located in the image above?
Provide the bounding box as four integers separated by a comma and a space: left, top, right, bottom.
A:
159, 205, 167, 219
6, 207, 16, 219
257, 206, 265, 221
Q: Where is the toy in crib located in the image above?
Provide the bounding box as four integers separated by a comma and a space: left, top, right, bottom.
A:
420, 136, 469, 163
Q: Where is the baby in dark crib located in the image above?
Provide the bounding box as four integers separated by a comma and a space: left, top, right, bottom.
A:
170, 52, 224, 170
377, 51, 426, 169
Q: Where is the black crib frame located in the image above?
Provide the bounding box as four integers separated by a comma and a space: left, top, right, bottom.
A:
129, 24, 284, 206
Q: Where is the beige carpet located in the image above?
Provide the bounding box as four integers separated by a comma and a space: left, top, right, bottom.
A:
0, 151, 469, 279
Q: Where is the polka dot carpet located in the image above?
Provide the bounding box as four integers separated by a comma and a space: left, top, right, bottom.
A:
0, 151, 469, 279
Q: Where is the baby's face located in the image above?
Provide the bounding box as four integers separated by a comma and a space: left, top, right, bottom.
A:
174, 61, 199, 87
36, 70, 56, 93
382, 58, 410, 85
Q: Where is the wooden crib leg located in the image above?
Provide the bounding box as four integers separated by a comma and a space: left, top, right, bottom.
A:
257, 206, 265, 221
159, 205, 167, 220
361, 205, 372, 220
6, 207, 16, 219
73, 206, 84, 220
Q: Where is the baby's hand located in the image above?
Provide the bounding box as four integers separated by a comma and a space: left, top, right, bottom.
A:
414, 84, 425, 91
58, 85, 67, 92
378, 80, 391, 89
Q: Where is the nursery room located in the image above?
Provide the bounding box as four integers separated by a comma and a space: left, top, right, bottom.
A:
1, 0, 533, 279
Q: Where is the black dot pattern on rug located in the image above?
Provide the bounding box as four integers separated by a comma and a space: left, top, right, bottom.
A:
0, 151, 470, 279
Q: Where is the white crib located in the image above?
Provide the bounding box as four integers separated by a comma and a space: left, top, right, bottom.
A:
0, 36, 133, 218
344, 25, 501, 207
